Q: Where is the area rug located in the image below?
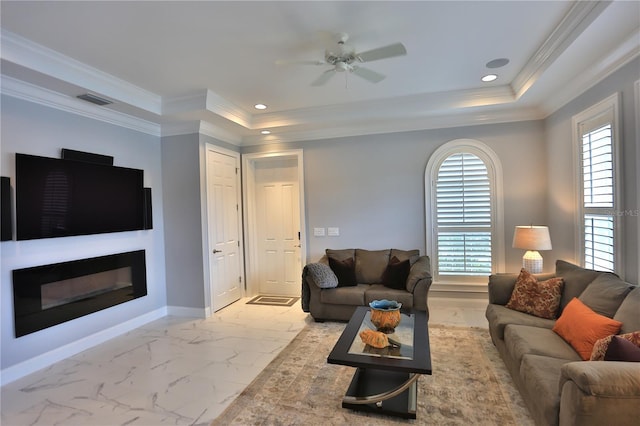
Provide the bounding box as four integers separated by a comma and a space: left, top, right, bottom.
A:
246, 295, 300, 307
212, 322, 534, 425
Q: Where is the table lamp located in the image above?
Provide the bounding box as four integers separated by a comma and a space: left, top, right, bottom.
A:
512, 225, 552, 273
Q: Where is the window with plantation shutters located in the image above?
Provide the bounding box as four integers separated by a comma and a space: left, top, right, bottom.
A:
575, 95, 619, 273
425, 139, 504, 286
436, 153, 492, 275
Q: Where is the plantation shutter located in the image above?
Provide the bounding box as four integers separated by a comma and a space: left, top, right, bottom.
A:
435, 153, 492, 276
581, 114, 615, 272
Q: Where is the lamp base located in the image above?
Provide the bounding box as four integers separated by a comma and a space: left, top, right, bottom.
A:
522, 251, 543, 274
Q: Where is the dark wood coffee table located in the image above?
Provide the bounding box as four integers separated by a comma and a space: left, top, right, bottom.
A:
327, 306, 431, 419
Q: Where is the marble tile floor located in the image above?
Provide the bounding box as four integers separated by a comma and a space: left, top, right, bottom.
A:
0, 296, 488, 426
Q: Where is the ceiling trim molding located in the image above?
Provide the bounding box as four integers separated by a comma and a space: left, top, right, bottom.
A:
511, 0, 611, 99
1, 75, 161, 136
162, 91, 208, 116
0, 29, 162, 114
205, 89, 253, 128
198, 121, 243, 145
241, 106, 544, 146
539, 28, 640, 116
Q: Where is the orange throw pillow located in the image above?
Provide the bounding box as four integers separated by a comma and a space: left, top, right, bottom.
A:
553, 298, 622, 360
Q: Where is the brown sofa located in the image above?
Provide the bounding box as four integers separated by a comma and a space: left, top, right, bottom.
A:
486, 260, 640, 426
301, 248, 432, 321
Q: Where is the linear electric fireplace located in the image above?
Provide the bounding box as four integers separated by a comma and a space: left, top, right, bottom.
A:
13, 250, 147, 337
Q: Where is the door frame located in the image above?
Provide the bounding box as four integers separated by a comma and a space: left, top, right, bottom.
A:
242, 149, 307, 297
203, 143, 245, 315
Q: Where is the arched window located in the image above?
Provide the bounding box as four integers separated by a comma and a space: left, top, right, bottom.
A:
425, 139, 504, 287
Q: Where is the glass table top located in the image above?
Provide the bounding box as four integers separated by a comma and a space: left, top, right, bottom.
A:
347, 311, 415, 360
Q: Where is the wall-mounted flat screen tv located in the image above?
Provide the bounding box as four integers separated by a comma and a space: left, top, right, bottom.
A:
16, 153, 144, 240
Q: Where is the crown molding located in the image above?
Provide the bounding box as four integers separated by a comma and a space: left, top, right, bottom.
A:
539, 28, 640, 116
1, 75, 161, 136
205, 90, 253, 129
511, 0, 611, 100
198, 121, 243, 145
241, 105, 544, 146
1, 29, 162, 114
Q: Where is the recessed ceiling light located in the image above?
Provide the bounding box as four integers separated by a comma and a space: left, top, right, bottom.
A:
254, 104, 267, 110
486, 58, 510, 69
481, 74, 498, 82
261, 130, 271, 135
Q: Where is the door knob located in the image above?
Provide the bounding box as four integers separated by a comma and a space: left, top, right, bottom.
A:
213, 249, 222, 253
294, 244, 301, 248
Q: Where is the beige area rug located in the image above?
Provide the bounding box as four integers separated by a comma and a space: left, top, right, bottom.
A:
212, 322, 534, 425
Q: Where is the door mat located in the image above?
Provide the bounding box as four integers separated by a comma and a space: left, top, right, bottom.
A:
246, 295, 300, 307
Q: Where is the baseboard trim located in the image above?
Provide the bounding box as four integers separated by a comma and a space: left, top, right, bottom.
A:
166, 305, 208, 318
0, 307, 167, 386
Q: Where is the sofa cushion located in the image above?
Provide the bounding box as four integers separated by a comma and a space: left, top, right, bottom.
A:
390, 249, 420, 266
364, 284, 414, 308
520, 354, 570, 426
328, 256, 357, 287
579, 273, 634, 318
505, 325, 581, 365
382, 256, 410, 290
553, 298, 622, 360
355, 249, 390, 283
319, 284, 366, 306
506, 269, 564, 319
555, 260, 600, 311
326, 248, 355, 261
614, 286, 640, 334
591, 331, 640, 361
486, 304, 555, 341
304, 263, 338, 289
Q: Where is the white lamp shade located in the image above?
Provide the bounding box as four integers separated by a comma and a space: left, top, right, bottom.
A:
512, 226, 552, 251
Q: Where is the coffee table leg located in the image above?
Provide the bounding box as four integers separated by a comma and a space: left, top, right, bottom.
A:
341, 368, 419, 419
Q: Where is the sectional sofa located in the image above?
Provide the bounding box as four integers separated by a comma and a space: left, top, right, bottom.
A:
486, 260, 640, 426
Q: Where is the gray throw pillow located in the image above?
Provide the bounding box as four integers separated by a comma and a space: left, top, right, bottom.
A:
305, 263, 338, 289
579, 273, 634, 318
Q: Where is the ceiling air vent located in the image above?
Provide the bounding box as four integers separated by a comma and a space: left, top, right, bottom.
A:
76, 93, 113, 106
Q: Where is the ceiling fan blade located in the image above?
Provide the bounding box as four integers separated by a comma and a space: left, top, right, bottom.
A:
356, 43, 407, 63
352, 66, 385, 83
311, 69, 336, 86
276, 59, 326, 66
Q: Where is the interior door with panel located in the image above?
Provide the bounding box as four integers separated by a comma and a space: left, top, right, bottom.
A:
206, 148, 242, 311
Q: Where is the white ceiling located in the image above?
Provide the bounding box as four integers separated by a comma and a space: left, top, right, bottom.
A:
1, 1, 639, 145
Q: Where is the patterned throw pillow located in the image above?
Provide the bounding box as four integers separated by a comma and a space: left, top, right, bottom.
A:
305, 263, 338, 289
590, 331, 640, 361
505, 269, 564, 319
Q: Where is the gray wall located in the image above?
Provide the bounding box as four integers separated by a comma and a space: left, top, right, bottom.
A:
244, 120, 549, 273
0, 96, 166, 371
545, 57, 639, 284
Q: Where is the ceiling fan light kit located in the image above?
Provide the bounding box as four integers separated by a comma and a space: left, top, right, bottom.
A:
282, 32, 407, 87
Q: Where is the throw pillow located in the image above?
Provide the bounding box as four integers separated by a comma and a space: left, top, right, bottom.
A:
304, 263, 338, 289
604, 336, 640, 362
553, 297, 622, 360
590, 331, 640, 361
382, 256, 411, 290
505, 269, 564, 319
328, 256, 357, 287
579, 273, 633, 318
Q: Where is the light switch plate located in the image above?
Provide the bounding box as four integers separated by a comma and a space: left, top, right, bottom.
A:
314, 227, 326, 237
327, 227, 340, 236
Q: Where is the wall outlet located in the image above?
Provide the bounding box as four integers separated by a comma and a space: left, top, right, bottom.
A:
327, 227, 340, 236
313, 227, 326, 237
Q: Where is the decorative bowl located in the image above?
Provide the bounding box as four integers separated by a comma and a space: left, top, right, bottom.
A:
369, 300, 402, 333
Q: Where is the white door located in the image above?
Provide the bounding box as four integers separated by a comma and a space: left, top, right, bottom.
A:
255, 158, 301, 296
207, 148, 242, 311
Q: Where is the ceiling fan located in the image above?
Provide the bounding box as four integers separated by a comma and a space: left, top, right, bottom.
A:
278, 33, 407, 86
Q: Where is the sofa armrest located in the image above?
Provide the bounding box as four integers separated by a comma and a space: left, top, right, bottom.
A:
560, 361, 640, 398
406, 256, 432, 293
488, 272, 555, 305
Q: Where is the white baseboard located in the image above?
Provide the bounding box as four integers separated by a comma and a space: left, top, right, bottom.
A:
0, 307, 167, 386
166, 305, 208, 318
